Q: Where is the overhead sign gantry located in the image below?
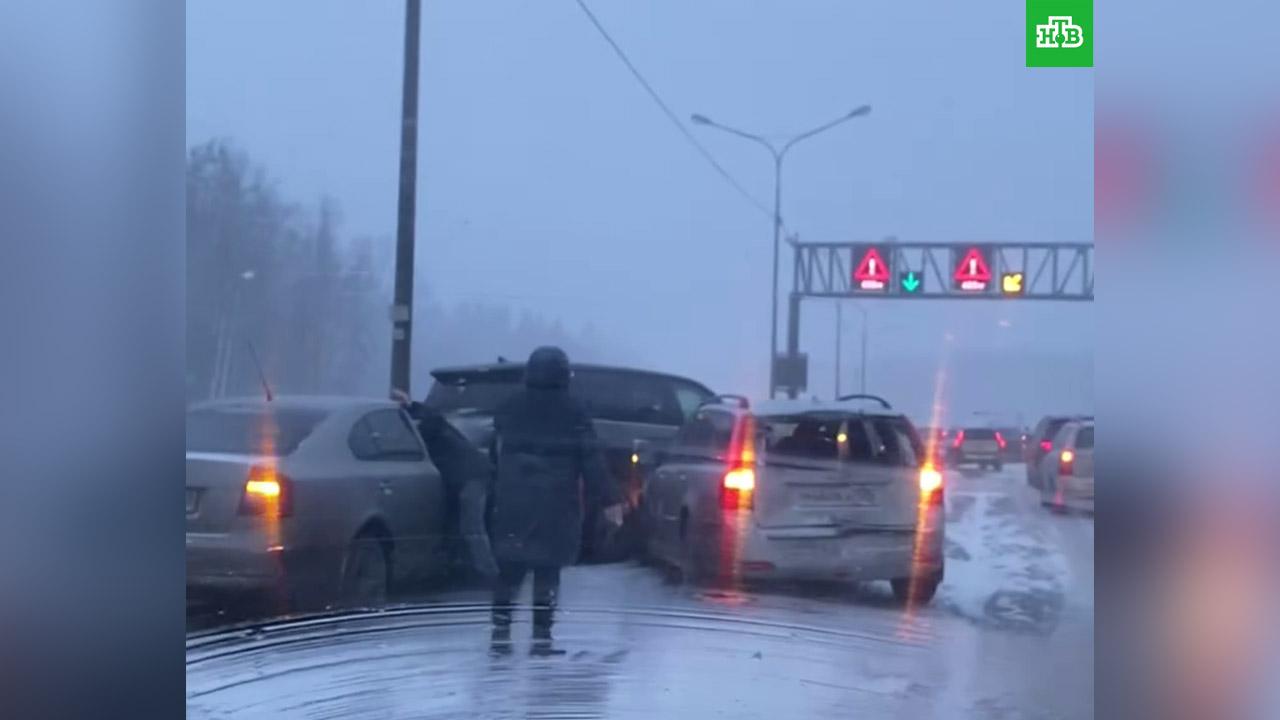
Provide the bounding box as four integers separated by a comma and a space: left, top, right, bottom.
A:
771, 240, 1093, 396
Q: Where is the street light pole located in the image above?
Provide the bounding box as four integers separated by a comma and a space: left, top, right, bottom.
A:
690, 106, 871, 398
834, 302, 842, 398
860, 313, 868, 394
846, 303, 869, 395
390, 0, 421, 395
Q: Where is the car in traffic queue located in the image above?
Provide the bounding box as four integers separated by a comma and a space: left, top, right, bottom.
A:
1025, 414, 1090, 488
947, 426, 1008, 470
423, 361, 716, 561
186, 396, 450, 612
993, 426, 1026, 463
1038, 419, 1094, 513
639, 394, 945, 604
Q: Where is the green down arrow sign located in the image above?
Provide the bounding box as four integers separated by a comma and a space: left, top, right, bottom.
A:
900, 271, 922, 293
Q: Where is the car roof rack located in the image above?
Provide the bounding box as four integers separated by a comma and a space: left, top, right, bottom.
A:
834, 393, 892, 410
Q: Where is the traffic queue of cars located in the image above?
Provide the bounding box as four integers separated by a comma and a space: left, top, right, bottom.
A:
185, 358, 1084, 614
1027, 415, 1094, 513
186, 363, 718, 612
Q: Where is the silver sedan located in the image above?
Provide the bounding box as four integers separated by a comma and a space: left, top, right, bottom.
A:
186, 396, 449, 612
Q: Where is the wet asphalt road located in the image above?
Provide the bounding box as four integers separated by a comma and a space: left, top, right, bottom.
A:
187, 465, 1093, 719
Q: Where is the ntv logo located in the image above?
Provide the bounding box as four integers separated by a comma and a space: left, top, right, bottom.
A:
1035, 16, 1084, 49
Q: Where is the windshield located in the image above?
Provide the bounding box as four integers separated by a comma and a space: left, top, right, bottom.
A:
185, 3, 1093, 717
186, 407, 327, 456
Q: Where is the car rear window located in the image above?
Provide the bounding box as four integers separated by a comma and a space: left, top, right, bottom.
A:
964, 428, 996, 440
761, 414, 920, 467
1040, 418, 1070, 442
424, 369, 524, 414
1076, 426, 1094, 449
186, 407, 328, 456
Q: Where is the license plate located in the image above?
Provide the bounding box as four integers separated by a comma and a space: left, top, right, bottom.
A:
186, 488, 199, 514
777, 540, 831, 561
796, 487, 876, 506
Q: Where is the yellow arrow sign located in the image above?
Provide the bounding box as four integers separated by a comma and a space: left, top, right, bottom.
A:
1001, 272, 1024, 295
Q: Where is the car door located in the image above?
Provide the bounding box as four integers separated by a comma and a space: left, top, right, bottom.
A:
647, 410, 728, 560
351, 409, 445, 584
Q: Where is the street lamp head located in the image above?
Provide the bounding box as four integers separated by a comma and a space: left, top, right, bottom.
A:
690, 113, 712, 125
847, 105, 872, 119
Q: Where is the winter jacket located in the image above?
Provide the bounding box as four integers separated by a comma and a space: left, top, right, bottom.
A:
488, 347, 621, 566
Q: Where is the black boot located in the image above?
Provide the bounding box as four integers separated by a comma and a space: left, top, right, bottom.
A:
489, 624, 513, 656
529, 624, 565, 657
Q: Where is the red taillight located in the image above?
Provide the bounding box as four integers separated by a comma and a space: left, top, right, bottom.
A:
239, 466, 292, 517
1059, 449, 1075, 476
952, 430, 965, 448
721, 415, 757, 510
995, 432, 1007, 449
721, 467, 755, 510
919, 464, 944, 505
1040, 440, 1053, 453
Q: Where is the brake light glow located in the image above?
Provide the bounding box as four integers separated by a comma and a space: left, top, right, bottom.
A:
721, 467, 755, 510
919, 466, 943, 494
952, 430, 965, 448
1059, 449, 1075, 476
724, 467, 756, 492
239, 467, 292, 517
1040, 440, 1053, 452
245, 478, 281, 498
919, 463, 944, 505
995, 432, 1007, 449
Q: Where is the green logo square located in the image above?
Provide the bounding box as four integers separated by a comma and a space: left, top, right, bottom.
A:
1026, 0, 1093, 67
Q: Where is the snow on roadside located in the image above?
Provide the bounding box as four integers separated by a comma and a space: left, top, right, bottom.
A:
938, 487, 1072, 634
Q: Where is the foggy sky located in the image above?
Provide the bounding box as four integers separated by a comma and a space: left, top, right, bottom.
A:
186, 0, 1093, 425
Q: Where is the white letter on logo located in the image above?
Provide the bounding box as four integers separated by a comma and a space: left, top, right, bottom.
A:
1045, 16, 1085, 49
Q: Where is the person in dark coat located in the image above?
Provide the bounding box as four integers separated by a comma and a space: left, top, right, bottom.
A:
392, 389, 500, 580
488, 346, 624, 655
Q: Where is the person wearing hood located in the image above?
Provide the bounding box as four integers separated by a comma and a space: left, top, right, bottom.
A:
487, 346, 624, 656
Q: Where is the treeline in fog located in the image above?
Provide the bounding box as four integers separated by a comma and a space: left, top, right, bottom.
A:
186, 139, 608, 402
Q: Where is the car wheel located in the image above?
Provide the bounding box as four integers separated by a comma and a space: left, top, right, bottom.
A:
891, 571, 941, 605
994, 462, 1003, 472
340, 531, 391, 607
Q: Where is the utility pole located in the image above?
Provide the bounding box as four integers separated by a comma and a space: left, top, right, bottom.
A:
389, 0, 421, 395
859, 316, 868, 394
834, 303, 842, 398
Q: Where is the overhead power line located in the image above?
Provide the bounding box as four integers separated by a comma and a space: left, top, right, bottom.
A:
570, 0, 774, 221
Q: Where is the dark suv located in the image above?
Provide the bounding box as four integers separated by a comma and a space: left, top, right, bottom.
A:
423, 361, 716, 561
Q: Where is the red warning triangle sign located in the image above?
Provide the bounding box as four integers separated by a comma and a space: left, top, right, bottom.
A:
953, 247, 992, 282
853, 247, 890, 282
